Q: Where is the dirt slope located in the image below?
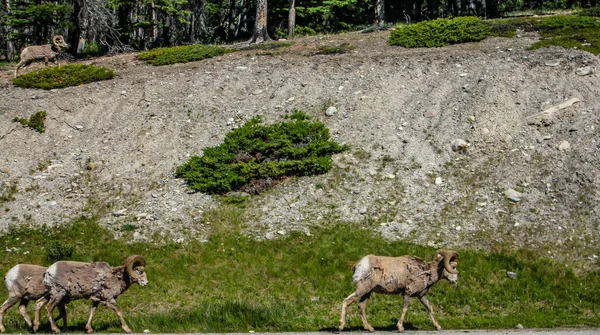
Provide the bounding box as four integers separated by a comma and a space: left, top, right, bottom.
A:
1, 30, 599, 268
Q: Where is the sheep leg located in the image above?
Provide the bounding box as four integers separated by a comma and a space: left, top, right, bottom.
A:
18, 301, 33, 328
32, 295, 48, 332
84, 301, 99, 333
44, 57, 49, 67
57, 303, 67, 332
105, 300, 132, 333
339, 292, 359, 331
357, 293, 374, 332
419, 295, 441, 330
44, 295, 65, 333
0, 295, 21, 332
397, 295, 411, 332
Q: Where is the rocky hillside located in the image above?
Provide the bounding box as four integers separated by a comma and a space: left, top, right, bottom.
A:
0, 30, 598, 268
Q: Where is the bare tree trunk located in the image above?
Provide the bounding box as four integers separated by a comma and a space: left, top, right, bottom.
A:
375, 0, 385, 26
151, 0, 158, 46
5, 0, 15, 60
249, 0, 271, 43
288, 0, 295, 38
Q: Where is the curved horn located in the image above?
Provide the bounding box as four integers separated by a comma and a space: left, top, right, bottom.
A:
441, 249, 459, 274
125, 255, 146, 279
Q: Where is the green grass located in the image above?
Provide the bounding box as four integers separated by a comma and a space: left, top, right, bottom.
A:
137, 44, 235, 65
12, 64, 114, 89
1, 216, 599, 333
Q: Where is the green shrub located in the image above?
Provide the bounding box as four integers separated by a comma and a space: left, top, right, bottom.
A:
12, 64, 114, 89
390, 17, 490, 48
176, 112, 349, 195
578, 6, 600, 17
45, 240, 74, 263
137, 44, 234, 66
484, 17, 540, 37
538, 15, 600, 32
13, 111, 47, 133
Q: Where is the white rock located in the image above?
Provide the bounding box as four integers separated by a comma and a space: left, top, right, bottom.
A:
558, 140, 570, 152
451, 139, 468, 152
505, 189, 523, 202
325, 106, 338, 116
575, 66, 593, 76
435, 177, 443, 185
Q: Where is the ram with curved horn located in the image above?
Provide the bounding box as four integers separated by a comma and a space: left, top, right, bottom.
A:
339, 249, 459, 332
14, 35, 68, 77
33, 255, 147, 333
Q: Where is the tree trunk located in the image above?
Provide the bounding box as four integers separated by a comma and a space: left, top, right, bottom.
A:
288, 0, 295, 38
5, 0, 15, 60
249, 0, 271, 43
375, 0, 385, 26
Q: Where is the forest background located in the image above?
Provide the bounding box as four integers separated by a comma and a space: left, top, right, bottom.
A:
1, 0, 598, 61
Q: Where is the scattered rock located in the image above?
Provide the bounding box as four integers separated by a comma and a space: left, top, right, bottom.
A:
558, 140, 570, 152
515, 323, 524, 329
435, 177, 443, 185
359, 207, 367, 214
526, 97, 581, 126
505, 189, 523, 202
451, 139, 468, 152
544, 60, 560, 67
113, 209, 127, 217
575, 66, 593, 76
507, 271, 517, 279
325, 106, 338, 116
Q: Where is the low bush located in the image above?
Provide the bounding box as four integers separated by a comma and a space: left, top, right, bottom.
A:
137, 44, 234, 65
12, 64, 114, 89
13, 111, 47, 133
390, 16, 490, 48
176, 111, 349, 195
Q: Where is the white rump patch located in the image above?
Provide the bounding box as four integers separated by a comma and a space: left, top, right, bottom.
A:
44, 263, 58, 286
5, 265, 20, 288
352, 256, 371, 283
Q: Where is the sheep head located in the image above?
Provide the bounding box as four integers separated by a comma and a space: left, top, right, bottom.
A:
433, 249, 459, 283
125, 255, 148, 286
52, 35, 68, 50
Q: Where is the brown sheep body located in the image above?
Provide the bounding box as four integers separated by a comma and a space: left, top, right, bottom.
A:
14, 35, 68, 78
33, 255, 147, 334
0, 264, 66, 333
339, 249, 459, 332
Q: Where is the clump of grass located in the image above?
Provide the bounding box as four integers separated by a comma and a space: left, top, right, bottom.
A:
240, 41, 295, 51
137, 44, 234, 65
315, 43, 356, 55
390, 16, 490, 48
1, 219, 600, 333
0, 182, 17, 204
530, 16, 600, 55
13, 111, 47, 133
12, 64, 114, 89
45, 240, 75, 263
578, 6, 600, 17
121, 224, 137, 231
176, 111, 349, 195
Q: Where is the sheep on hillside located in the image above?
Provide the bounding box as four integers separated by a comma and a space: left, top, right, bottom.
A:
14, 35, 68, 78
339, 249, 459, 332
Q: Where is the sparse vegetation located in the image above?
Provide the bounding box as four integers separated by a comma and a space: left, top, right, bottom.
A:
13, 111, 47, 133
176, 111, 349, 195
137, 44, 235, 65
12, 65, 114, 89
315, 43, 356, 54
0, 182, 17, 204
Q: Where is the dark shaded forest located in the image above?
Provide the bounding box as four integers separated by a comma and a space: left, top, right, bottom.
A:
0, 0, 597, 60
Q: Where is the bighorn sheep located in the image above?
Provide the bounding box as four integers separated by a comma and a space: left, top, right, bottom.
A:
0, 264, 66, 333
33, 255, 147, 334
14, 35, 68, 78
339, 249, 459, 332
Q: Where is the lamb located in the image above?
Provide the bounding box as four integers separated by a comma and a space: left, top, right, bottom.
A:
33, 255, 147, 334
0, 264, 66, 333
339, 249, 459, 332
14, 35, 68, 78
